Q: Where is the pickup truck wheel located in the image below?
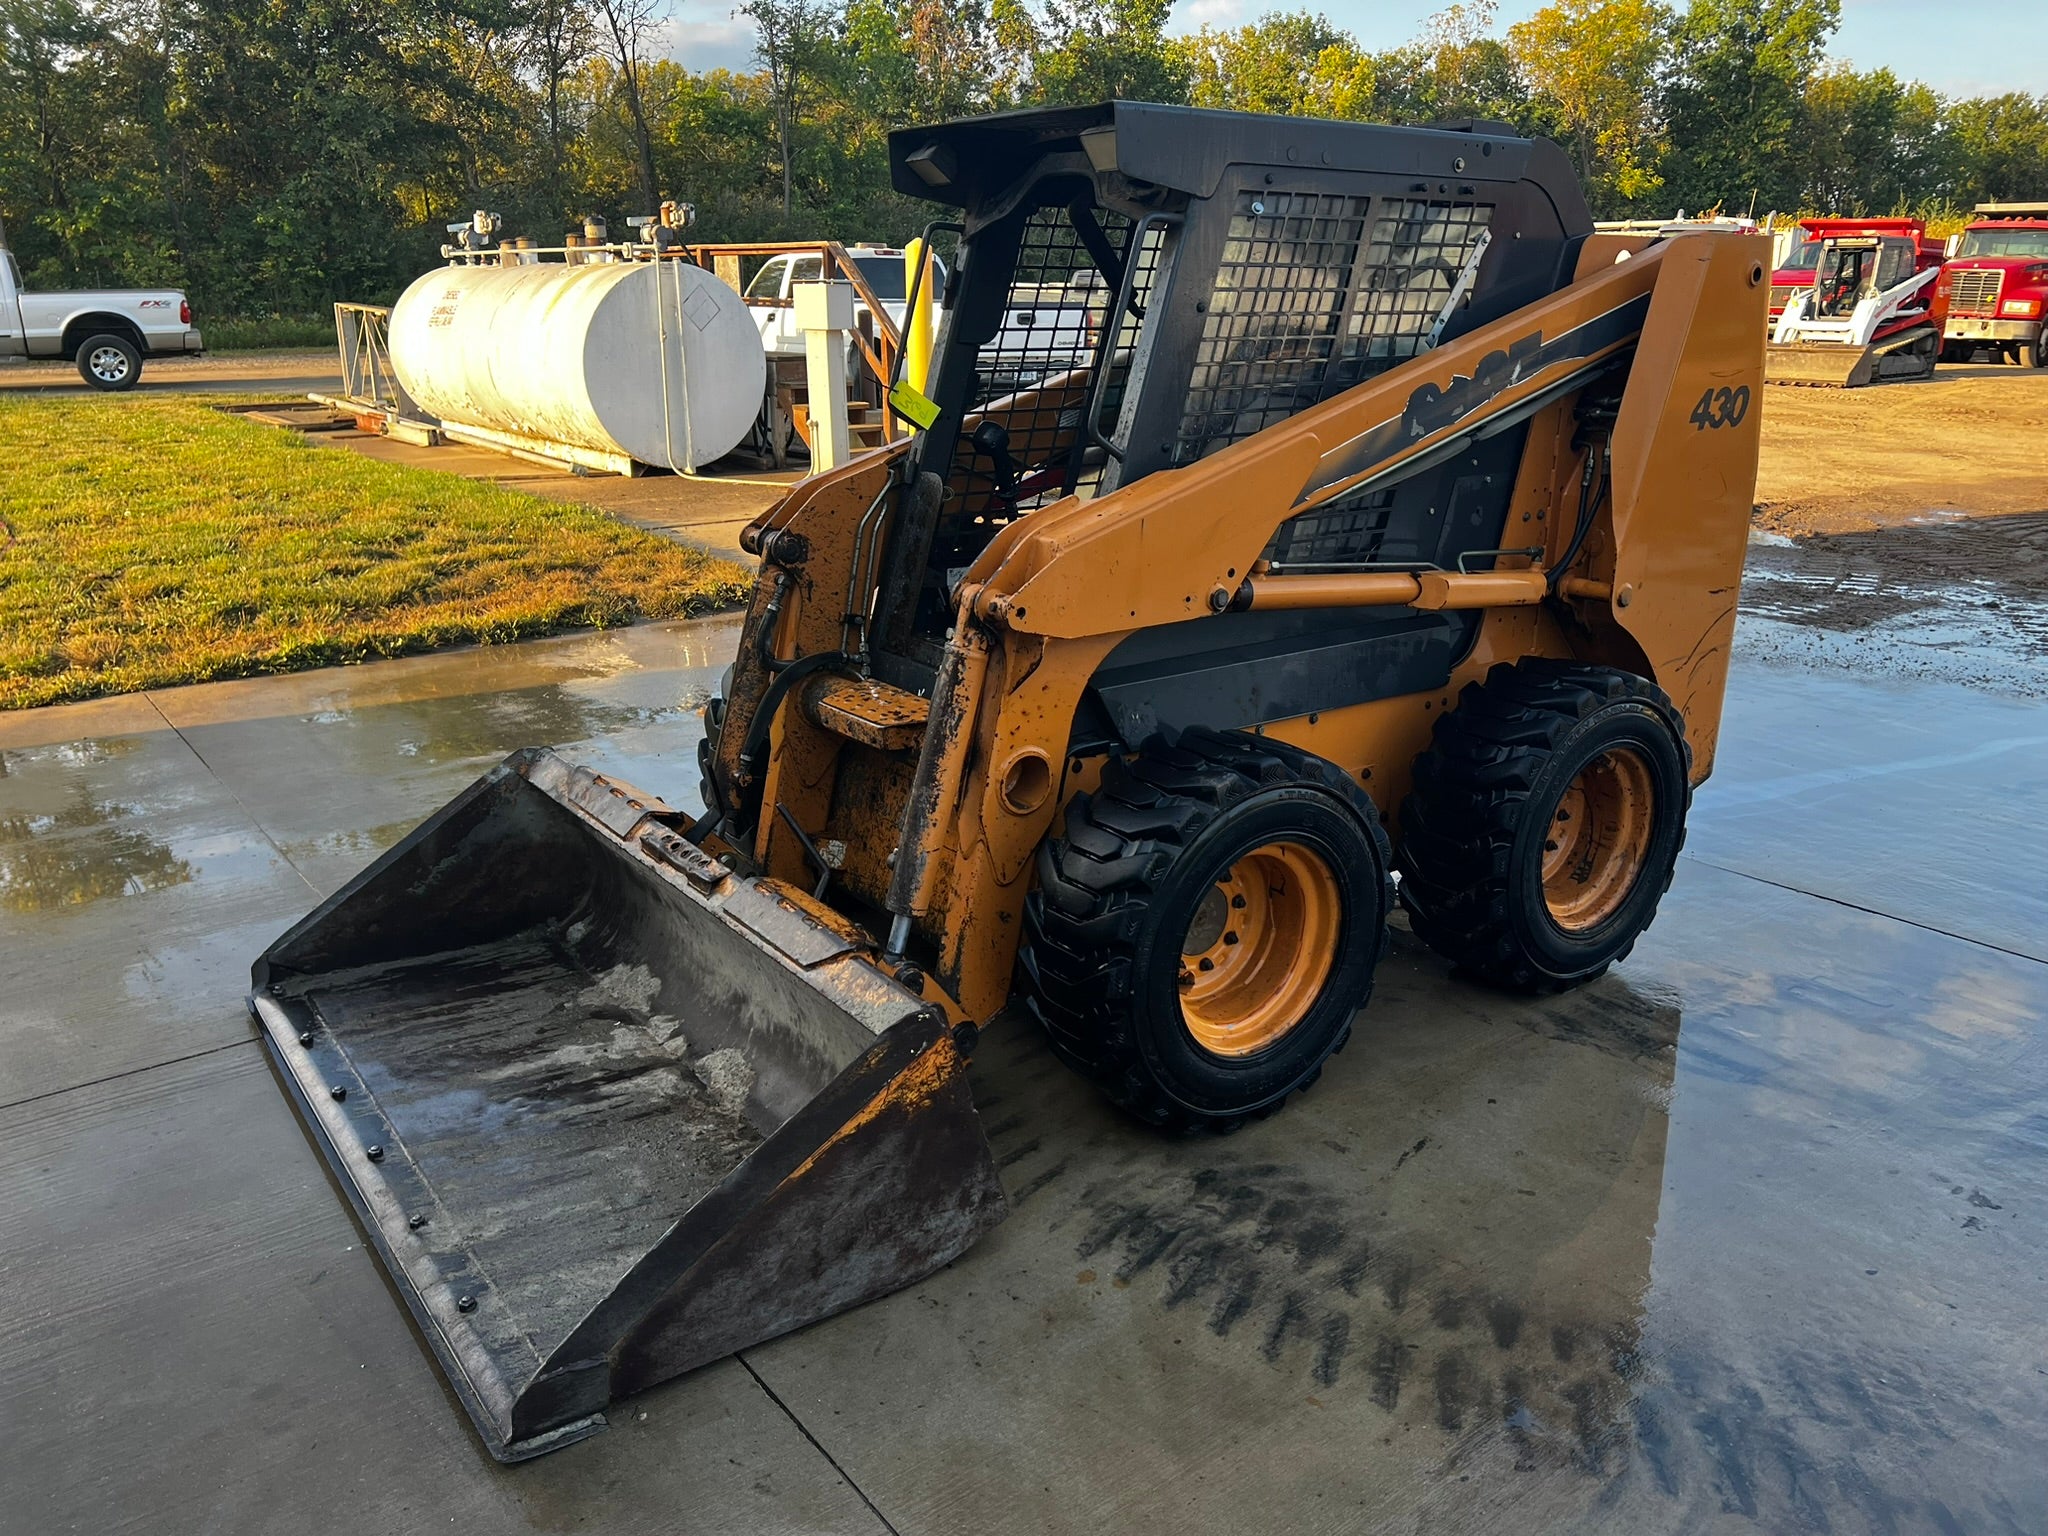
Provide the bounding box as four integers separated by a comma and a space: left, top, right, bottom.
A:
77, 333, 143, 391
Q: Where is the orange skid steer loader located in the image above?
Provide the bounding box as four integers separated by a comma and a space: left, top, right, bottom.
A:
250, 102, 1766, 1459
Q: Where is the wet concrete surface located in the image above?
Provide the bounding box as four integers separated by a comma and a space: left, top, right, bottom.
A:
3, 532, 2047, 1532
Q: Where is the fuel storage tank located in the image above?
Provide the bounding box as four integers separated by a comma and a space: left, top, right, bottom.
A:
388, 259, 765, 471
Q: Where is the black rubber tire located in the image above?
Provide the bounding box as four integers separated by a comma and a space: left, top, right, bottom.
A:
75, 332, 143, 391
1021, 726, 1392, 1135
2022, 334, 2046, 369
1398, 660, 1691, 992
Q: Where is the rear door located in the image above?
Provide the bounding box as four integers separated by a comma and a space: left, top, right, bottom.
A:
744, 256, 791, 353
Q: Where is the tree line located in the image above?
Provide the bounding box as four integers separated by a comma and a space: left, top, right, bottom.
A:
3, 0, 2045, 319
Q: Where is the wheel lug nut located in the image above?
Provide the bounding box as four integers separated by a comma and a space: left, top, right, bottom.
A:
1198, 958, 1214, 971
1230, 894, 1247, 908
1223, 931, 1239, 945
1545, 840, 1559, 851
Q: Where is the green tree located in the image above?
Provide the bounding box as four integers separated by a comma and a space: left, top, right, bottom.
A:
1660, 0, 1840, 214
1509, 0, 1673, 213
1795, 65, 1949, 213
1174, 12, 1376, 120
742, 0, 837, 212
1944, 93, 2048, 205
1021, 0, 1187, 105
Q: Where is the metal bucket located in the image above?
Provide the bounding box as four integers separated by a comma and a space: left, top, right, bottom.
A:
250, 748, 1005, 1460
1766, 324, 1937, 388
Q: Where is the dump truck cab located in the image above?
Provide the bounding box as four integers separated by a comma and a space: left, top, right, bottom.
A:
1768, 231, 1823, 322
1937, 202, 2048, 367
253, 102, 1768, 1462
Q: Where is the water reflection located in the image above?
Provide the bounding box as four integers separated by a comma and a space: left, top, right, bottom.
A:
0, 748, 194, 912
972, 944, 1679, 1477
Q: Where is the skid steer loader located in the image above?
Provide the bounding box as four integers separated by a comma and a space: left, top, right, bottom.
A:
251, 102, 1767, 1460
1766, 220, 1944, 386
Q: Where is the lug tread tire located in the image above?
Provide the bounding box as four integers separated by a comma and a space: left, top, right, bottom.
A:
1023, 727, 1392, 1135
1398, 660, 1690, 993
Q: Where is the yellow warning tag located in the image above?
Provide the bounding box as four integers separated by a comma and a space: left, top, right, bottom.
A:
888, 379, 942, 431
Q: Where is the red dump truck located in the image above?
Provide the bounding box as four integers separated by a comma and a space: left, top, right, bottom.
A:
1937, 203, 2048, 367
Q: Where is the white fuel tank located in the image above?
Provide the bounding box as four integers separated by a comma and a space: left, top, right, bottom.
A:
388, 260, 765, 471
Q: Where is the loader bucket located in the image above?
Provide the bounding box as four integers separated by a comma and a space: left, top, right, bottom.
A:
1767, 325, 1937, 388
249, 748, 1006, 1461
1765, 340, 1877, 387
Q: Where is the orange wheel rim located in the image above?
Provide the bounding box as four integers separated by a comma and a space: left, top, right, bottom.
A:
1177, 841, 1340, 1057
1542, 747, 1655, 933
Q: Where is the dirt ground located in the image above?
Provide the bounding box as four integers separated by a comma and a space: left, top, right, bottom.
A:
1755, 362, 2048, 535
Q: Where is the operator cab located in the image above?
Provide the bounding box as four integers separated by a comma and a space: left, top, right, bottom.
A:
868, 102, 1596, 709
1811, 236, 1916, 319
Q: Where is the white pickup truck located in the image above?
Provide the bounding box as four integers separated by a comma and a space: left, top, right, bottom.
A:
0, 244, 204, 389
743, 244, 945, 363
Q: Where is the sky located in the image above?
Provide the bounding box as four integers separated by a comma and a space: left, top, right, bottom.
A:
660, 0, 2047, 99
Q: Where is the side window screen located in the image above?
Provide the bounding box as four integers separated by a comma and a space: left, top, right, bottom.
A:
944, 203, 1144, 527
1348, 200, 1493, 371
1174, 194, 1492, 466
1175, 191, 1373, 466
1262, 482, 1397, 569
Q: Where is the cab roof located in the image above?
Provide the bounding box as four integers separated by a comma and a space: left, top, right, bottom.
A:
887, 100, 1590, 235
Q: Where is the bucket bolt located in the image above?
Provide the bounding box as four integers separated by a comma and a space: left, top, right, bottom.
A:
367, 1145, 385, 1162
457, 1295, 478, 1314
329, 1085, 348, 1101
298, 1032, 314, 1047
408, 1214, 429, 1230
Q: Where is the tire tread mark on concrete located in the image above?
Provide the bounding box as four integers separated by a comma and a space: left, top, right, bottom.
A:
1009, 1159, 1069, 1207
1369, 1334, 1404, 1410
994, 1137, 1041, 1169
1312, 1312, 1350, 1387
1261, 1291, 1308, 1364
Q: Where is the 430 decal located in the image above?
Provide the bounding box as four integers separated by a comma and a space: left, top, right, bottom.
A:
1689, 385, 1750, 430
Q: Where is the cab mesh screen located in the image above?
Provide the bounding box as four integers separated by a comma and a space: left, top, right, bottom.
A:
1175, 194, 1493, 469
947, 204, 1165, 523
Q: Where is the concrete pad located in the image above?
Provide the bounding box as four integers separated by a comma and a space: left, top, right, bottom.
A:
0, 619, 736, 1100
741, 863, 2048, 1533
0, 1046, 887, 1535
0, 727, 313, 1105
3, 534, 2046, 1532
318, 429, 789, 561
1701, 644, 2048, 961
155, 619, 736, 898
0, 692, 165, 752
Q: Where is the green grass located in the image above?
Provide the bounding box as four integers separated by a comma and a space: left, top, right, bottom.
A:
0, 396, 755, 709
202, 315, 338, 351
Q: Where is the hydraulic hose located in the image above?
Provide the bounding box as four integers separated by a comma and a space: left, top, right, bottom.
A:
1548, 433, 1610, 593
